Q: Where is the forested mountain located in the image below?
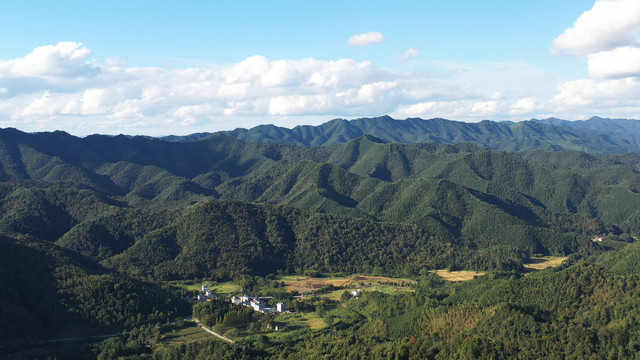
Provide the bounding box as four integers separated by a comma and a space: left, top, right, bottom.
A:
4, 120, 640, 358
182, 116, 640, 154
532, 116, 640, 139
0, 234, 185, 341
1, 128, 639, 268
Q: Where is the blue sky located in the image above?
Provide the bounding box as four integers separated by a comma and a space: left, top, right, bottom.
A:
0, 0, 638, 135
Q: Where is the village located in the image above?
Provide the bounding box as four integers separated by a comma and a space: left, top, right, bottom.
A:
185, 285, 291, 314
185, 284, 365, 315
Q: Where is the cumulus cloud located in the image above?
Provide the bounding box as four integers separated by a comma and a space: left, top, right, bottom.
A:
548, 0, 640, 118
588, 46, 640, 78
348, 31, 386, 46
554, 77, 640, 108
393, 48, 419, 61
1, 41, 627, 135
509, 98, 537, 115
395, 100, 505, 119
551, 0, 640, 56
0, 42, 99, 78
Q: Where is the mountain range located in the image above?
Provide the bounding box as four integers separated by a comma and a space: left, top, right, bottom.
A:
162, 116, 640, 155
3, 115, 640, 345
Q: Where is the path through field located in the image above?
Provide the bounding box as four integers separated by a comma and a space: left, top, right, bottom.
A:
193, 318, 235, 344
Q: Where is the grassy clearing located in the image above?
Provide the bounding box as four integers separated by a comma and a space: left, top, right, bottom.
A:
307, 316, 325, 330
434, 270, 485, 282
164, 280, 242, 300
209, 282, 242, 295
160, 322, 210, 345
264, 312, 324, 342
524, 256, 568, 271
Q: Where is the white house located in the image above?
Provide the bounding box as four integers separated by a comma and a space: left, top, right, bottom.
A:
277, 303, 287, 312
250, 299, 265, 312
351, 289, 362, 298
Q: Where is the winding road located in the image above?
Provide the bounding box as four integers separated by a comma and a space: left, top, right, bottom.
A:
192, 318, 235, 344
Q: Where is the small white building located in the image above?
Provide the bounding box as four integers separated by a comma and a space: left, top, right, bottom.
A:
277, 303, 287, 312
351, 289, 362, 298
197, 293, 207, 302
202, 285, 209, 292
250, 299, 265, 312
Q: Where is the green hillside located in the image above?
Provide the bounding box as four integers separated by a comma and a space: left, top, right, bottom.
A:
0, 234, 185, 342
4, 122, 640, 358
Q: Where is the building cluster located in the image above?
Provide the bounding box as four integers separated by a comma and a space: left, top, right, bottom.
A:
185, 285, 217, 303
198, 285, 216, 302
231, 294, 288, 314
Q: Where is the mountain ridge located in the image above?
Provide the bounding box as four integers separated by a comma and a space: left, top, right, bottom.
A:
156, 116, 640, 155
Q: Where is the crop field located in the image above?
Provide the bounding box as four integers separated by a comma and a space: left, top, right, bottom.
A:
524, 256, 568, 271
323, 285, 416, 300
434, 270, 486, 282
281, 274, 414, 294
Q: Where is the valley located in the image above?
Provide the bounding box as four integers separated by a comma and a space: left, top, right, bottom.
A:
3, 117, 640, 358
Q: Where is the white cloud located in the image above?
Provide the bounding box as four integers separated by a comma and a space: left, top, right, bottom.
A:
268, 95, 329, 116
547, 0, 640, 119
588, 46, 640, 78
2, 40, 637, 135
509, 98, 537, 115
553, 77, 640, 109
0, 42, 98, 78
357, 81, 398, 103
348, 31, 386, 46
551, 0, 640, 56
395, 101, 447, 116
471, 101, 499, 117
393, 48, 419, 61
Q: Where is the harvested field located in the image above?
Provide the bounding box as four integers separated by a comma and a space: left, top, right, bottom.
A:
524, 256, 568, 271
282, 275, 414, 294
434, 270, 485, 282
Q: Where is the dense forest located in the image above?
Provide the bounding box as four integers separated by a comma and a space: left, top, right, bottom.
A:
3, 117, 640, 358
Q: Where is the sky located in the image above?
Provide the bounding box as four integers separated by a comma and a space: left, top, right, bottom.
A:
0, 0, 639, 136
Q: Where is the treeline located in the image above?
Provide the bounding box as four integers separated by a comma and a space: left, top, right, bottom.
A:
193, 299, 255, 329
